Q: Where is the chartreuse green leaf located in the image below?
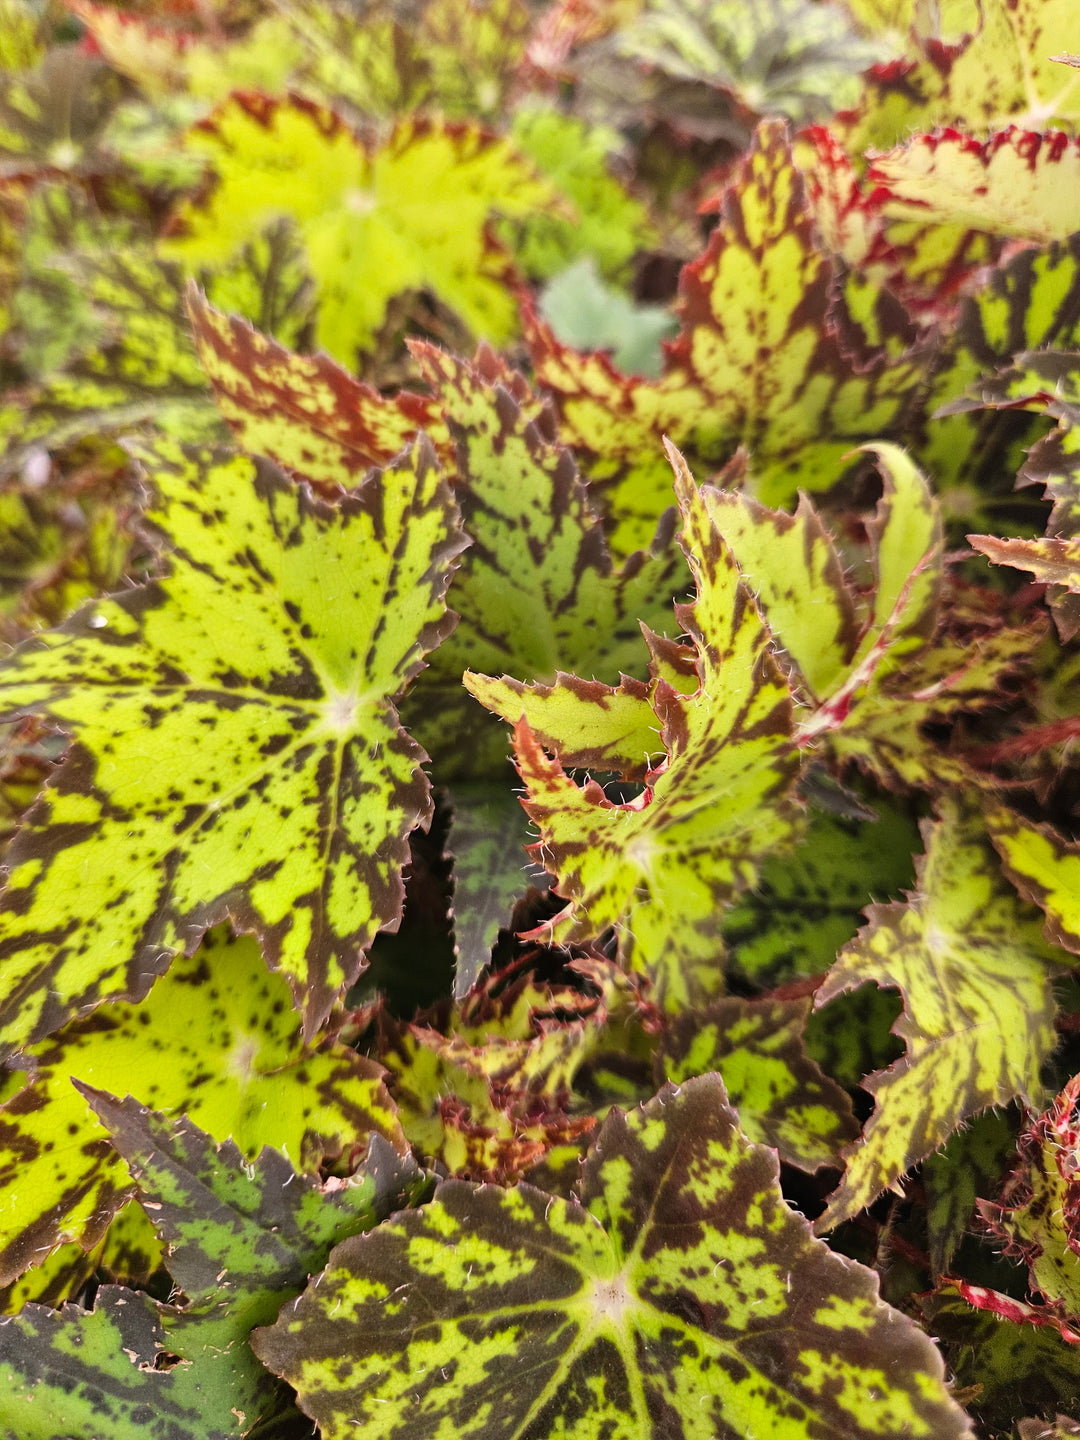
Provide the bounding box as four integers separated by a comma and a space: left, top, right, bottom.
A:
660, 996, 859, 1171
164, 94, 555, 360
0, 1093, 419, 1440
253, 1074, 970, 1440
869, 129, 1080, 247
0, 435, 466, 1055
0, 926, 405, 1287
403, 344, 681, 775
470, 442, 801, 1011
187, 288, 449, 488
814, 799, 1065, 1233
986, 803, 1080, 956
526, 118, 926, 551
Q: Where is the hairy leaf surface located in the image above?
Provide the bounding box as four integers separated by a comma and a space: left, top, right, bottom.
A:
254, 1075, 969, 1440
815, 801, 1064, 1231
0, 437, 465, 1054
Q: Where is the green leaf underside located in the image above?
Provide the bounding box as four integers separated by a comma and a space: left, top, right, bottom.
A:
815, 800, 1064, 1232
254, 1075, 969, 1440
0, 1096, 418, 1439
660, 996, 859, 1171
0, 926, 404, 1287
493, 444, 801, 1011
0, 436, 465, 1055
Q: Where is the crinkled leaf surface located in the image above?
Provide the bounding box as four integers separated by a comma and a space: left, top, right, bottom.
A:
659, 996, 859, 1171
0, 1095, 419, 1440
478, 444, 802, 1011
165, 95, 555, 359
0, 436, 465, 1055
0, 926, 404, 1287
814, 800, 1065, 1232
526, 118, 926, 551
253, 1074, 970, 1440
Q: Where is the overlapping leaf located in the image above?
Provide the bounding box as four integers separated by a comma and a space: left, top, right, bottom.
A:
0, 1093, 419, 1439
660, 996, 859, 1170
814, 800, 1066, 1232
986, 803, 1080, 958
468, 443, 802, 1011
921, 1107, 1019, 1277
0, 435, 465, 1055
0, 926, 405, 1287
164, 94, 556, 360
526, 118, 928, 551
254, 1074, 970, 1440
404, 344, 681, 774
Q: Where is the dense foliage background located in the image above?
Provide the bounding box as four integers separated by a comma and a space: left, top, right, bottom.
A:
2, 0, 1080, 1435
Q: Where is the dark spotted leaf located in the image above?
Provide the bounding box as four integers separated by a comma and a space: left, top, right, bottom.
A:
253, 1074, 970, 1440
659, 996, 859, 1171
0, 1096, 419, 1440
815, 800, 1065, 1232
469, 442, 802, 1011
0, 436, 466, 1055
526, 118, 928, 552
922, 1107, 1020, 1278
0, 927, 405, 1288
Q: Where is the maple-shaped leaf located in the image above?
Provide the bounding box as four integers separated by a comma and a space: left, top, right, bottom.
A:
0, 926, 405, 1287
469, 442, 802, 1011
253, 1074, 970, 1440
402, 343, 681, 776
164, 94, 556, 360
659, 996, 859, 1171
0, 1093, 419, 1440
187, 287, 448, 489
868, 128, 1080, 248
0, 436, 466, 1056
526, 118, 927, 552
814, 799, 1066, 1232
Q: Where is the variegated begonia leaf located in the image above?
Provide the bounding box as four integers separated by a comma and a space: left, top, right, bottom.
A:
868, 128, 1080, 248
838, 0, 1080, 153
973, 1074, 1080, 1341
723, 803, 920, 987
164, 94, 556, 361
985, 802, 1080, 958
0, 1198, 163, 1315
525, 118, 927, 552
254, 1074, 970, 1440
814, 799, 1066, 1233
659, 996, 859, 1171
0, 435, 466, 1055
187, 287, 449, 490
0, 48, 125, 178
469, 442, 801, 1011
0, 925, 405, 1287
403, 344, 681, 775
921, 1107, 1020, 1277
0, 1092, 419, 1440
379, 1020, 590, 1183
